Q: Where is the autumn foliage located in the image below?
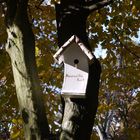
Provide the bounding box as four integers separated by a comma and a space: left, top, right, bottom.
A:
0, 0, 140, 139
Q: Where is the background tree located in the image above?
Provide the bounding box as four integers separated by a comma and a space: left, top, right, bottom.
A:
0, 0, 140, 139
1, 0, 50, 139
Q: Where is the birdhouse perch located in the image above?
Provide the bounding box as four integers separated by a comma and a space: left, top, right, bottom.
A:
54, 35, 94, 98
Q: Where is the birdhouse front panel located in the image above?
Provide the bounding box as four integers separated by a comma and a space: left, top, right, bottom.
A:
61, 63, 88, 98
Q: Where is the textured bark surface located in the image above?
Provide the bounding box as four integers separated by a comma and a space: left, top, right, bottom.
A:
60, 61, 101, 140
55, 0, 102, 139
5, 0, 49, 139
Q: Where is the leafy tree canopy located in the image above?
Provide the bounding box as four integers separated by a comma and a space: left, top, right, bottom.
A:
0, 0, 140, 139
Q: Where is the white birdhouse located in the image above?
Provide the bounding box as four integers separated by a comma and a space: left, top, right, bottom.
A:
54, 35, 94, 98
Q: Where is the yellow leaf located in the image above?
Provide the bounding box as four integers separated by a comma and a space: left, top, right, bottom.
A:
132, 5, 137, 14
35, 46, 40, 56
17, 118, 23, 124
12, 119, 17, 124
11, 131, 20, 139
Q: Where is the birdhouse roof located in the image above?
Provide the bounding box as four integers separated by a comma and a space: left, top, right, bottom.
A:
53, 35, 94, 64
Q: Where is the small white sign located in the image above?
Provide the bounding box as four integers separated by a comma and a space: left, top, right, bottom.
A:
61, 63, 88, 98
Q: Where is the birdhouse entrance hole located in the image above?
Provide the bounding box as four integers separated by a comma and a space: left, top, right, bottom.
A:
74, 59, 79, 68
74, 59, 79, 64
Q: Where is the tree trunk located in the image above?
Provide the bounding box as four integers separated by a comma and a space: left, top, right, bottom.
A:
5, 0, 49, 139
55, 1, 101, 139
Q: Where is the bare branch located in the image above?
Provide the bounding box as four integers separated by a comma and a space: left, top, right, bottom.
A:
83, 0, 113, 11
122, 43, 140, 59
114, 32, 140, 59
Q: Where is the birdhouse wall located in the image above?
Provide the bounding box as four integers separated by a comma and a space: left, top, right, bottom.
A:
60, 42, 89, 72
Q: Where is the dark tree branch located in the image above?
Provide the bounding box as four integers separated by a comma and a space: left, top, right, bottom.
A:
5, 0, 17, 27
0, 0, 7, 3
59, 0, 113, 13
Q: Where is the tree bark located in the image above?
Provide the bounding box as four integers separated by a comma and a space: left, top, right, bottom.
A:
55, 0, 102, 139
5, 0, 49, 139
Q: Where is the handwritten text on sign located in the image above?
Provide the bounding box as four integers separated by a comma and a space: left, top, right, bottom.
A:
66, 74, 84, 81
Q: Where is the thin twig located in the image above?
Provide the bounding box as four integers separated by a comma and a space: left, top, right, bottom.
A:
35, 0, 45, 9
114, 32, 140, 59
